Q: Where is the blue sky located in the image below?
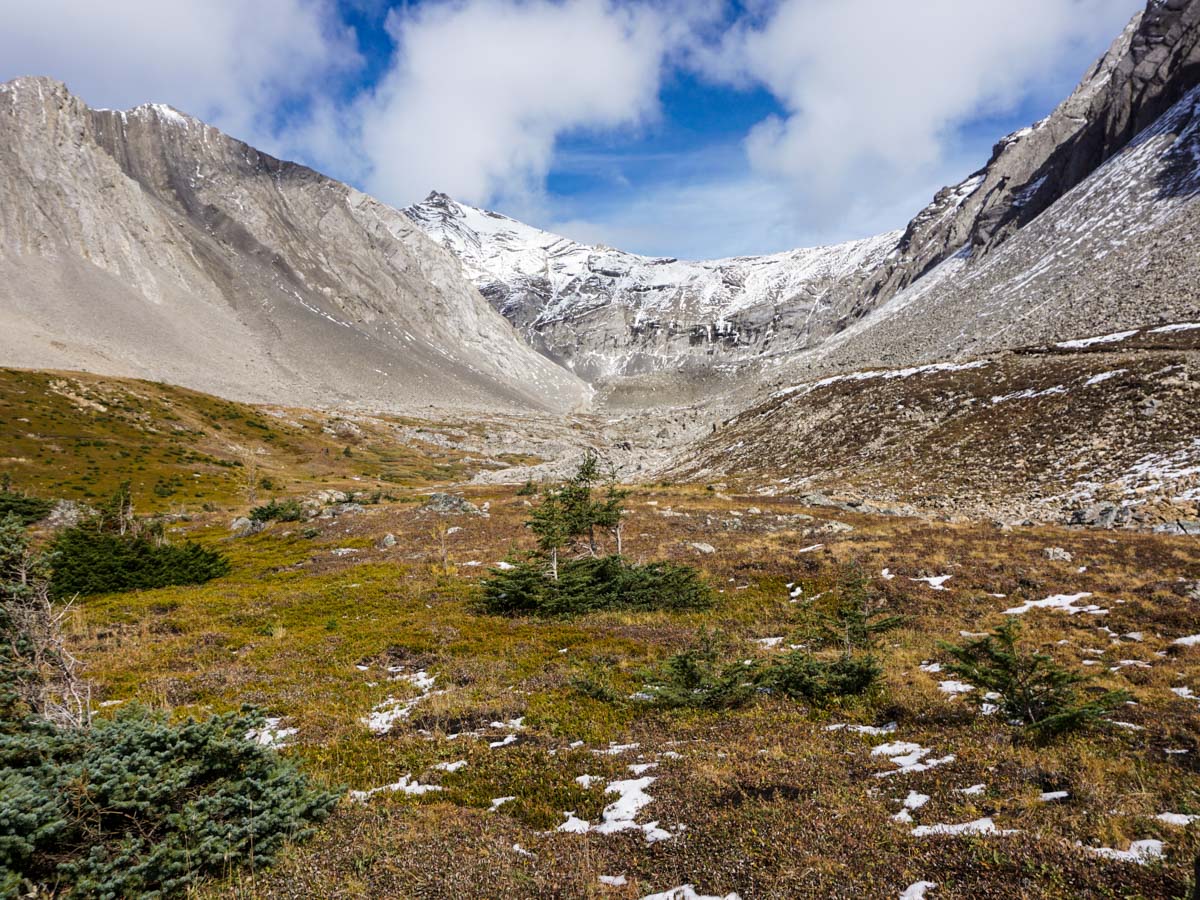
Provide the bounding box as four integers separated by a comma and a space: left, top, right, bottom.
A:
3, 0, 1145, 258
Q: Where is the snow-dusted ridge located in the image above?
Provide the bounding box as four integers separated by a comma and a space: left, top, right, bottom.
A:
405, 191, 901, 381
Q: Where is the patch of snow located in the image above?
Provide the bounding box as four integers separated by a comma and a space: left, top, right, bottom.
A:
910, 575, 952, 590
557, 813, 591, 833
912, 817, 1016, 837
245, 717, 297, 748
433, 759, 468, 773
349, 775, 443, 802
639, 887, 742, 900
899, 882, 938, 900
1039, 790, 1069, 802
1149, 322, 1200, 333
490, 796, 515, 811
362, 671, 442, 733
938, 680, 974, 695
1084, 369, 1127, 386
1156, 813, 1199, 826
872, 742, 956, 778
826, 722, 897, 736
755, 636, 784, 648
1080, 839, 1164, 864
1004, 593, 1108, 616
1055, 329, 1139, 349
1172, 634, 1200, 647
595, 742, 640, 756
891, 791, 931, 823
956, 784, 986, 796
600, 875, 629, 887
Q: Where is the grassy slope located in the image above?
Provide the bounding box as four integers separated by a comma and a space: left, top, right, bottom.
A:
0, 368, 479, 511
3, 369, 1198, 897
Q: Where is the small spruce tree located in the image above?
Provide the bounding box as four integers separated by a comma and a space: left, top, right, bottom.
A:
940, 618, 1129, 741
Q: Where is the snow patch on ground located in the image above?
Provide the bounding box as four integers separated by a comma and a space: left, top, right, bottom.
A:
349, 775, 443, 802
1080, 839, 1165, 864
362, 670, 443, 733
872, 741, 956, 778
910, 575, 952, 590
912, 817, 1016, 837
1055, 329, 1139, 349
639, 887, 742, 900
245, 717, 297, 748
1004, 593, 1108, 616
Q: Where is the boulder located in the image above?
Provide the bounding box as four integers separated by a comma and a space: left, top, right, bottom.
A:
230, 516, 265, 537
421, 492, 483, 516
1044, 547, 1073, 562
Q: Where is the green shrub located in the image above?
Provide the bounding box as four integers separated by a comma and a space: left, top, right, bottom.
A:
940, 619, 1130, 741
0, 706, 339, 897
639, 631, 757, 709
758, 650, 881, 703
815, 563, 906, 651
249, 498, 306, 523
516, 479, 538, 496
50, 528, 229, 598
0, 493, 54, 527
480, 556, 713, 618
637, 632, 881, 711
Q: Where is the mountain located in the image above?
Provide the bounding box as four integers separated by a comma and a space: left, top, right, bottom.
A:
863, 0, 1200, 305
0, 78, 588, 415
671, 0, 1200, 522
408, 1, 1200, 392
404, 192, 900, 381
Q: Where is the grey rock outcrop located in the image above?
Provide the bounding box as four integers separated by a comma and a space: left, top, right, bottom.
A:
420, 493, 483, 516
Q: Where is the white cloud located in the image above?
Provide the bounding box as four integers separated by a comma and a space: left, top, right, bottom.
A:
0, 0, 1150, 257
712, 0, 1143, 222
0, 0, 360, 151
356, 0, 716, 209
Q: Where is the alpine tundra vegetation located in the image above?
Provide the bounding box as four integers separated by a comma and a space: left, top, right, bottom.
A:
1, 0, 1199, 897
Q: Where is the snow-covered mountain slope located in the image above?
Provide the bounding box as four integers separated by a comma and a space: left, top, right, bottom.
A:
0, 78, 588, 416
405, 192, 901, 381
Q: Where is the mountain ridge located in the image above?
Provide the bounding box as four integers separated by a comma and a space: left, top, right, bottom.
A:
0, 76, 589, 416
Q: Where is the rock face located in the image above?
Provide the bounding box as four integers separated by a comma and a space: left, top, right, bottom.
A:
404, 191, 900, 381
863, 0, 1200, 304
0, 78, 588, 415
795, 78, 1200, 376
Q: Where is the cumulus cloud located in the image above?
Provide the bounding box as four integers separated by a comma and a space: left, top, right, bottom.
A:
355, 0, 715, 209
711, 0, 1142, 223
0, 0, 360, 150
0, 0, 1149, 255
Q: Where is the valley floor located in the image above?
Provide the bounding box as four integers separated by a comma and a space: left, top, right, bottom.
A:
3, 367, 1198, 897
68, 486, 1199, 898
